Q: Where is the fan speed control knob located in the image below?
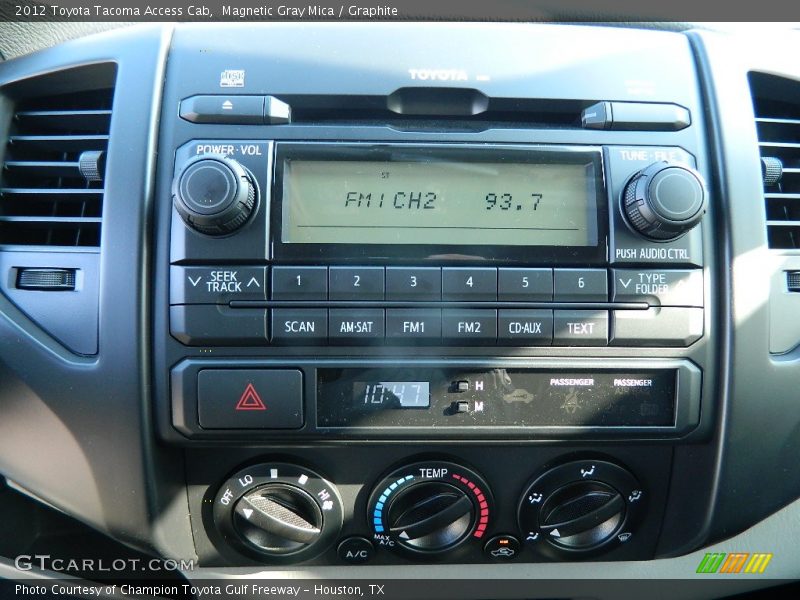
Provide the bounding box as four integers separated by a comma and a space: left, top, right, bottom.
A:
173, 155, 256, 235
623, 162, 707, 241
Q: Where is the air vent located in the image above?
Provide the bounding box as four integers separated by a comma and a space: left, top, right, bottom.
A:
0, 80, 114, 248
750, 72, 800, 250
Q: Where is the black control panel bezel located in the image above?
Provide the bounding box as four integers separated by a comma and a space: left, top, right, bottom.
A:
171, 357, 702, 440
270, 143, 608, 265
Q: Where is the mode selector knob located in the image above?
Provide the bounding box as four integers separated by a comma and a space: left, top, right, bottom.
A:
623, 161, 707, 241
173, 155, 257, 235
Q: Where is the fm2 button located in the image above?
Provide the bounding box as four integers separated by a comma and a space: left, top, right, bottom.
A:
442, 309, 497, 344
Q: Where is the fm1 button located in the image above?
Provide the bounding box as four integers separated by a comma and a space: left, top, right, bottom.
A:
484, 535, 520, 561
337, 537, 374, 564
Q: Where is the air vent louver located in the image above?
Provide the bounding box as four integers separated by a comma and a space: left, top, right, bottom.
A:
750, 72, 800, 250
0, 85, 114, 248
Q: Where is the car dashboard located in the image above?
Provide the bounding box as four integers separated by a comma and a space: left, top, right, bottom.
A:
0, 21, 798, 600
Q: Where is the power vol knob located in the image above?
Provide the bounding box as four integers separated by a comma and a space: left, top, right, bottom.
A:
623, 161, 707, 241
172, 155, 257, 235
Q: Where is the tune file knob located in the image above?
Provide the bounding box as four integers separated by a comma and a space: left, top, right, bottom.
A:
623, 161, 707, 240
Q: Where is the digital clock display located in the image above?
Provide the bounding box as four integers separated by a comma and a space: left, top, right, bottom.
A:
355, 381, 430, 408
281, 156, 599, 247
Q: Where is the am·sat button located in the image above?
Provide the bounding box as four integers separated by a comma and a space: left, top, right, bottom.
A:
197, 369, 303, 429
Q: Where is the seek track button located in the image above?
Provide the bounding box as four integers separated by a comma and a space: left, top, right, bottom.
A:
170, 266, 267, 304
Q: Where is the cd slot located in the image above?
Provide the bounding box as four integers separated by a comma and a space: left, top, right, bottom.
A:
280, 93, 594, 128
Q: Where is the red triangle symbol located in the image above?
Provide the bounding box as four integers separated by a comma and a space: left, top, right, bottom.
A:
236, 383, 266, 411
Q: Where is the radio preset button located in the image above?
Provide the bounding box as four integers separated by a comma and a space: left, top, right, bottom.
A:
442, 268, 497, 301
498, 310, 553, 345
272, 267, 328, 300
442, 309, 497, 344
385, 309, 442, 342
271, 308, 328, 344
329, 267, 384, 301
553, 310, 609, 346
386, 267, 442, 301
612, 269, 703, 306
329, 309, 385, 343
498, 268, 553, 301
553, 269, 608, 302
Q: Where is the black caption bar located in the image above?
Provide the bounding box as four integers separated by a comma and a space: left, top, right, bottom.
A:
2, 0, 800, 22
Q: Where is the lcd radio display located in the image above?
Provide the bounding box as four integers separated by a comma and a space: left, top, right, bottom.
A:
281, 155, 600, 247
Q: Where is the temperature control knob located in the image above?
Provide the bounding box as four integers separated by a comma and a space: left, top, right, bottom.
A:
368, 460, 492, 557
173, 155, 256, 235
623, 162, 707, 240
213, 463, 343, 563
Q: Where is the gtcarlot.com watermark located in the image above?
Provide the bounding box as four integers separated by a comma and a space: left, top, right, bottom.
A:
14, 554, 195, 573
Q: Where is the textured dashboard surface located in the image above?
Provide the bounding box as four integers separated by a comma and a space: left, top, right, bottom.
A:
0, 21, 133, 60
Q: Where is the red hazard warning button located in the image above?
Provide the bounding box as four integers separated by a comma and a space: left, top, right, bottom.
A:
236, 383, 266, 411
197, 369, 303, 429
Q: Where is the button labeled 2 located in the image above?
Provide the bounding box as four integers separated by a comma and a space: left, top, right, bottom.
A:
329, 267, 384, 300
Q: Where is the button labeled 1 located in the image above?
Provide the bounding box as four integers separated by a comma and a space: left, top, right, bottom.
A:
272, 267, 327, 300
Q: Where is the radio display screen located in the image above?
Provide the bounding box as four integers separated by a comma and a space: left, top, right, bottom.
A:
279, 149, 601, 248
